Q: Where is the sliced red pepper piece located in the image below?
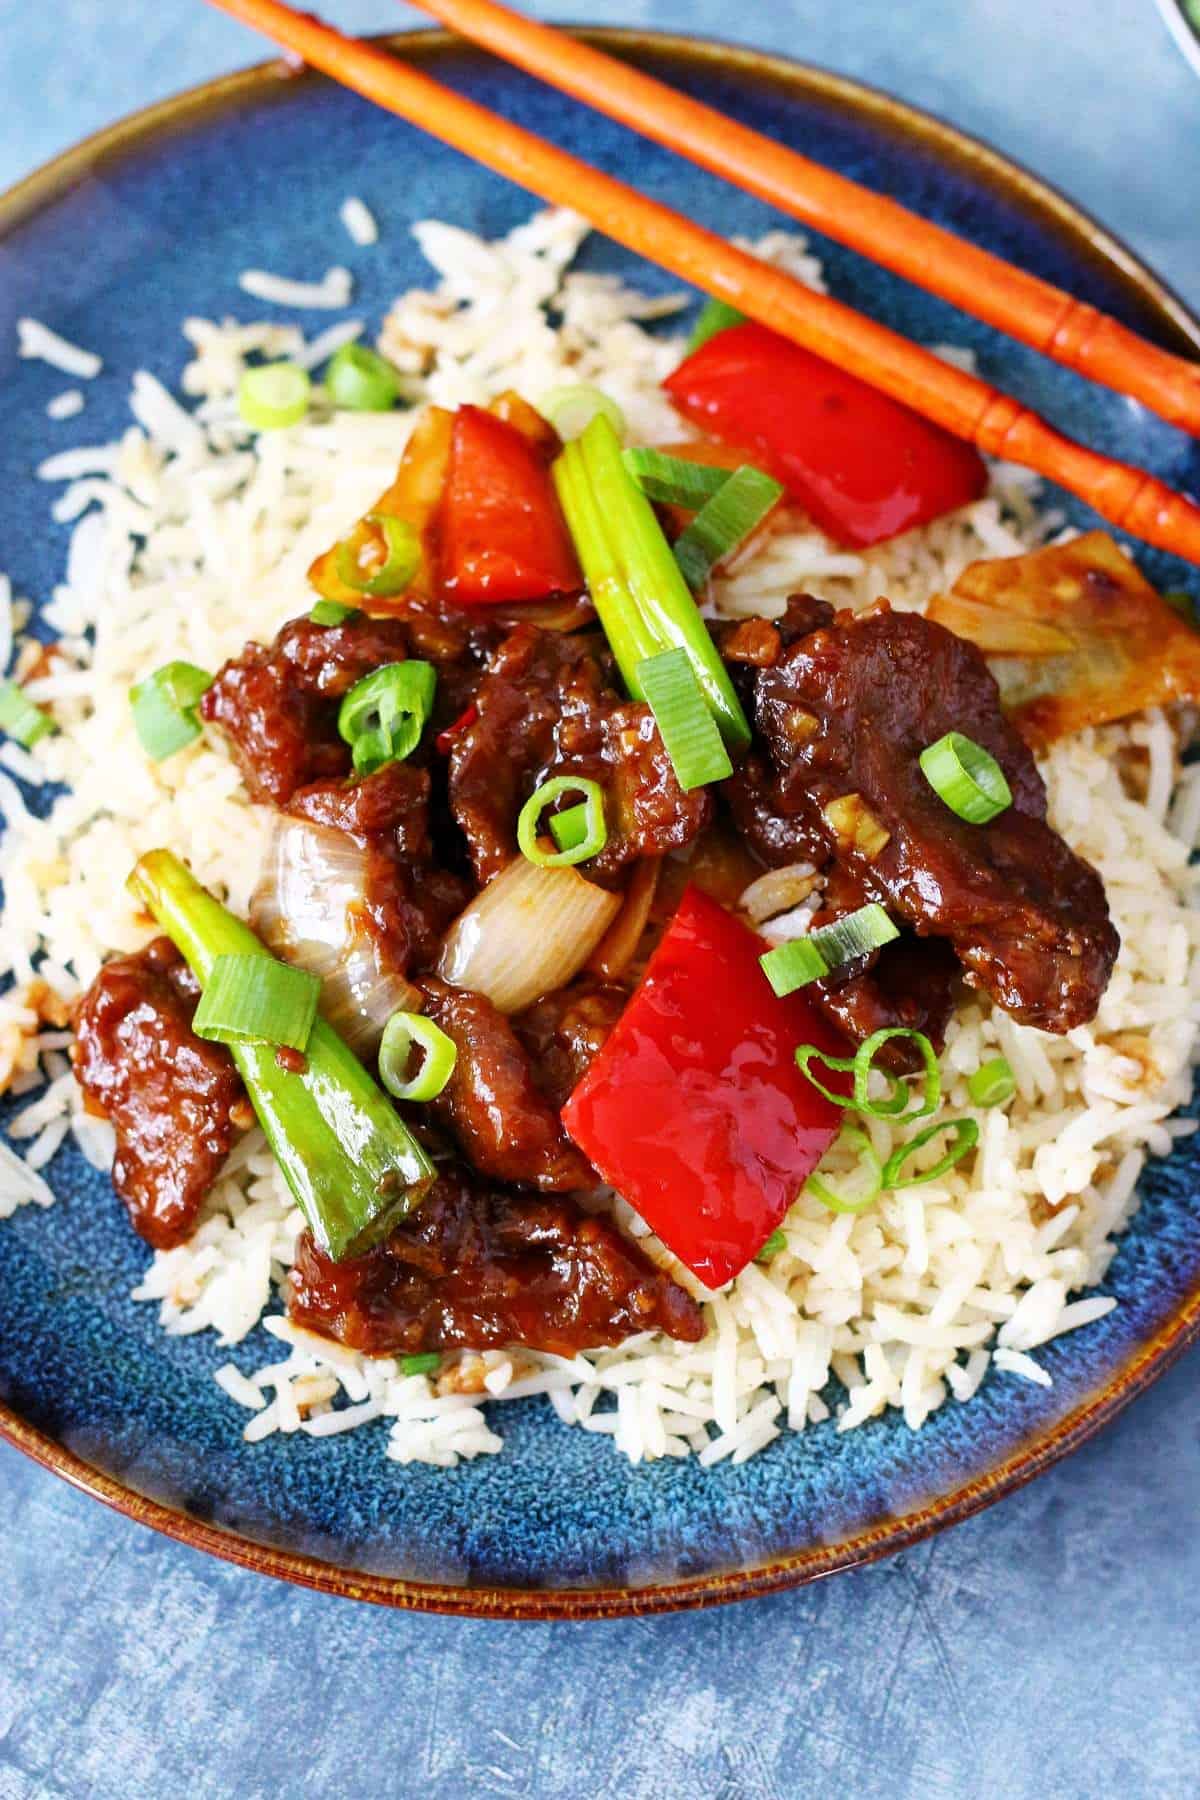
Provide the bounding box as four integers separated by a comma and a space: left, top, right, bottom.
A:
435, 702, 478, 756
436, 404, 583, 605
562, 886, 848, 1289
662, 322, 988, 549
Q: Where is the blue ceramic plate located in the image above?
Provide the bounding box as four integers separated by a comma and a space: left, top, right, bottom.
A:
1157, 0, 1200, 81
2, 30, 1200, 1617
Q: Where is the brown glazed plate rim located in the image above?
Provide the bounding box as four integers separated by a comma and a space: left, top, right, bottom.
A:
1, 28, 1199, 1619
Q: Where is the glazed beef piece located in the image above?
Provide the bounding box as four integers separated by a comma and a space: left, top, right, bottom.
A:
201, 613, 413, 805
418, 977, 593, 1192
287, 1169, 705, 1356
724, 752, 830, 871
73, 938, 245, 1250
448, 623, 710, 884
754, 605, 1119, 1031
288, 762, 469, 977
512, 978, 629, 1110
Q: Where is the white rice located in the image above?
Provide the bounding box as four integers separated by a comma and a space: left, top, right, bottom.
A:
237, 266, 354, 310
339, 196, 379, 247
46, 389, 85, 422
16, 318, 102, 379
2, 209, 1198, 1471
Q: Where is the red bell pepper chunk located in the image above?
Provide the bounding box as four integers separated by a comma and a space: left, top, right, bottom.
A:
662, 321, 988, 550
437, 404, 583, 605
562, 886, 847, 1289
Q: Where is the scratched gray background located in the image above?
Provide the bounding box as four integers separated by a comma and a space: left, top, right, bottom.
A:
3, 3, 1200, 1796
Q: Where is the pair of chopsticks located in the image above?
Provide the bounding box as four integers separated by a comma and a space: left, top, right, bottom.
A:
206, 0, 1200, 564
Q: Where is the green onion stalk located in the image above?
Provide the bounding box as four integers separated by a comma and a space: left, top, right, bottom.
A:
552, 414, 751, 752
128, 850, 435, 1261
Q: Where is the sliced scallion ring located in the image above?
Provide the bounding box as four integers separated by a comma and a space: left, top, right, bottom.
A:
337, 660, 437, 774
129, 660, 212, 762
881, 1117, 979, 1189
0, 679, 55, 749
400, 1352, 441, 1377
324, 341, 401, 412
517, 776, 607, 868
379, 1009, 458, 1103
759, 904, 898, 996
309, 598, 360, 627
192, 951, 320, 1052
795, 1027, 940, 1123
538, 384, 626, 443
919, 731, 1012, 825
673, 465, 784, 592
967, 1055, 1016, 1109
621, 448, 730, 510
335, 512, 421, 598
237, 362, 310, 431
807, 1127, 885, 1215
637, 646, 733, 791
687, 297, 746, 353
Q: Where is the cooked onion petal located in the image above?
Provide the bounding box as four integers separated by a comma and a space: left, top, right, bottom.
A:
588, 857, 661, 980
438, 857, 621, 1014
928, 531, 1200, 743
250, 816, 421, 1054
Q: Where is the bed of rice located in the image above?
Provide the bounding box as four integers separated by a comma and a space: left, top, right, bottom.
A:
3, 208, 1199, 1470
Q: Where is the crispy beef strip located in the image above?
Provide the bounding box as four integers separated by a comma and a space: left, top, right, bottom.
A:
73, 938, 245, 1250
754, 605, 1119, 1031
803, 865, 960, 1069
200, 613, 414, 805
448, 622, 710, 884
287, 1169, 704, 1356
418, 976, 593, 1192
512, 977, 629, 1110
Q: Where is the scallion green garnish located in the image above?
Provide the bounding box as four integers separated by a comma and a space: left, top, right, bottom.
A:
338, 660, 436, 775
192, 952, 320, 1052
919, 731, 1012, 825
795, 1027, 940, 1123
379, 1010, 458, 1103
621, 448, 730, 510
637, 647, 732, 791
549, 803, 591, 854
754, 1228, 787, 1264
400, 1352, 441, 1377
538, 384, 625, 442
673, 465, 784, 592
309, 599, 360, 627
0, 680, 55, 749
128, 850, 435, 1262
807, 1127, 885, 1215
237, 362, 310, 431
687, 297, 746, 353
518, 776, 607, 868
335, 513, 421, 598
553, 415, 751, 751
129, 661, 212, 762
967, 1055, 1016, 1109
324, 341, 400, 412
880, 1117, 979, 1189
760, 905, 899, 996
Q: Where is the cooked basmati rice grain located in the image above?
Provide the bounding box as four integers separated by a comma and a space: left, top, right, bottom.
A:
17, 318, 102, 378
46, 389, 85, 421
339, 196, 379, 246
238, 266, 354, 309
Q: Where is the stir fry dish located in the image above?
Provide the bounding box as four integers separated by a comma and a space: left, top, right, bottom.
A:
64, 313, 1150, 1365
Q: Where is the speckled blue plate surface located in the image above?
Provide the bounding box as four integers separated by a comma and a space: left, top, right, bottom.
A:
2, 30, 1200, 1617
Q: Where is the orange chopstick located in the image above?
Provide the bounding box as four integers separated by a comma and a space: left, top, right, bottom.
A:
413, 0, 1200, 438
204, 0, 1200, 564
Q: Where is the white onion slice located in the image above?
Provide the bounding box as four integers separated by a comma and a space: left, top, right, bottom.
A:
250, 816, 421, 1054
438, 857, 621, 1014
